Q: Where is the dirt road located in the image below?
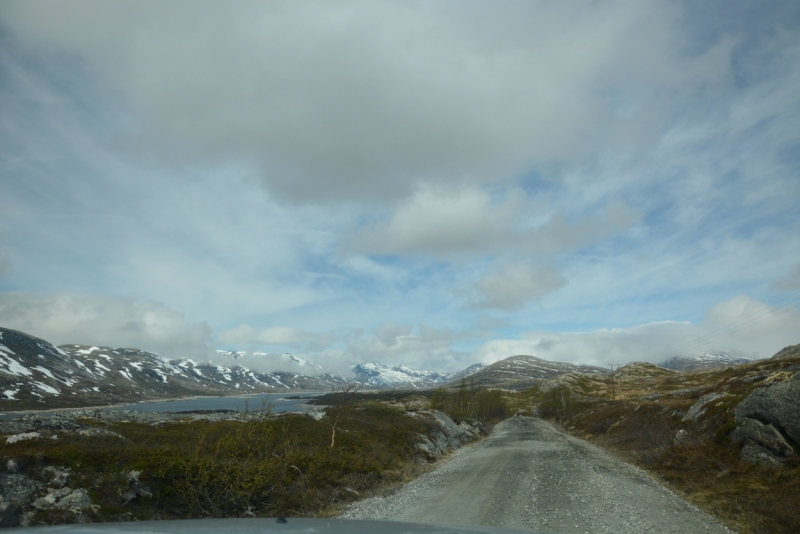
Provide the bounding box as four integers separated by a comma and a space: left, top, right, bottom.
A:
341, 416, 732, 533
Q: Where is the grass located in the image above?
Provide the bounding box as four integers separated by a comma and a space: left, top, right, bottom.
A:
2, 400, 442, 525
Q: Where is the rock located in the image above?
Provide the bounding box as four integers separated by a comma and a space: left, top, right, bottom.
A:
412, 411, 481, 459
683, 392, 725, 422
120, 471, 152, 505
0, 474, 43, 503
33, 487, 94, 513
740, 441, 784, 468
735, 371, 800, 444
730, 417, 795, 458
0, 501, 20, 528
5, 432, 41, 444
5, 460, 18, 474
43, 466, 70, 489
76, 427, 125, 439
673, 429, 690, 445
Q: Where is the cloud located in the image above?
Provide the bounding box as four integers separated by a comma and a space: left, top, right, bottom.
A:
772, 264, 800, 290
469, 264, 567, 311
0, 291, 213, 359
0, 249, 10, 277
470, 295, 800, 367
346, 187, 640, 259
219, 324, 332, 351
342, 322, 477, 373
0, 0, 733, 203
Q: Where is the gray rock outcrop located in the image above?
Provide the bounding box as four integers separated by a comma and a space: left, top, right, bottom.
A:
683, 392, 726, 422
732, 371, 800, 466
412, 411, 483, 459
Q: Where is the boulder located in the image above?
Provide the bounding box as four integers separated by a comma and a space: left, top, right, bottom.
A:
120, 470, 152, 505
0, 502, 20, 528
683, 392, 726, 422
43, 466, 70, 489
730, 417, 794, 458
5, 432, 41, 445
0, 474, 42, 504
735, 371, 800, 444
740, 441, 784, 468
33, 487, 94, 513
412, 411, 482, 459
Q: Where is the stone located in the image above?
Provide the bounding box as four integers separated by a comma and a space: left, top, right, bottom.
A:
0, 501, 20, 528
730, 417, 794, 458
76, 427, 125, 439
673, 429, 690, 445
0, 474, 43, 503
5, 432, 41, 444
43, 466, 70, 489
735, 371, 800, 444
33, 487, 94, 512
120, 471, 152, 505
740, 440, 784, 468
683, 393, 725, 422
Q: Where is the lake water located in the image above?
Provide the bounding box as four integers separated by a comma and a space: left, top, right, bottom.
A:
0, 393, 323, 419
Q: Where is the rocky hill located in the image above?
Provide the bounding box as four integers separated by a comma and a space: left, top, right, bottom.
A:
661, 349, 752, 371
771, 343, 800, 360
454, 355, 609, 390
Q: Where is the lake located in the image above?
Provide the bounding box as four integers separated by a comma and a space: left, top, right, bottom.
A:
0, 392, 323, 419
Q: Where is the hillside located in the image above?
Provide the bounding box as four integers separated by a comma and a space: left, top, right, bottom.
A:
455, 354, 609, 390
519, 343, 800, 534
661, 349, 752, 371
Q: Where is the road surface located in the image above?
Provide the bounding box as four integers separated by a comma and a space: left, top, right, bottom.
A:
341, 416, 732, 533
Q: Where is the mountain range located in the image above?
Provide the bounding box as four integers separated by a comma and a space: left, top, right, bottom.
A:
660, 349, 754, 371
0, 326, 775, 411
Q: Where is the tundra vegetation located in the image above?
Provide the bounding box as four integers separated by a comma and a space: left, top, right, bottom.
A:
517, 353, 800, 534
1, 384, 504, 526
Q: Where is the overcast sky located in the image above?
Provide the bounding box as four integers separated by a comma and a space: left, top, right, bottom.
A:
1, 0, 799, 373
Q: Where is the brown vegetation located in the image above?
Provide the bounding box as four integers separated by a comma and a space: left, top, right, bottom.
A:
519, 355, 800, 534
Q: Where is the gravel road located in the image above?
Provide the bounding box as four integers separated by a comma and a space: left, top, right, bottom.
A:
341, 416, 733, 534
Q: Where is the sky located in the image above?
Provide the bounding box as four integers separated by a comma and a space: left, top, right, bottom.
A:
1, 0, 800, 375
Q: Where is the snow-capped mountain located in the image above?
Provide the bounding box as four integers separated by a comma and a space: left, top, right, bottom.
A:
661, 349, 753, 371
0, 327, 352, 410
352, 362, 451, 388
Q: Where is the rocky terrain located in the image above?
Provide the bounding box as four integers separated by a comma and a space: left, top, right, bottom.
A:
522, 343, 800, 533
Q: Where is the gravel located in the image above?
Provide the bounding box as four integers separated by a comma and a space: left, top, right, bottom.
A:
341, 416, 734, 534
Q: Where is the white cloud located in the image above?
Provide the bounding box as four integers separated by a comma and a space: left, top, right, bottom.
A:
469, 264, 567, 311
219, 324, 332, 351
346, 187, 639, 260
0, 0, 732, 203
773, 264, 800, 290
342, 323, 476, 373
471, 295, 800, 367
0, 291, 213, 359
